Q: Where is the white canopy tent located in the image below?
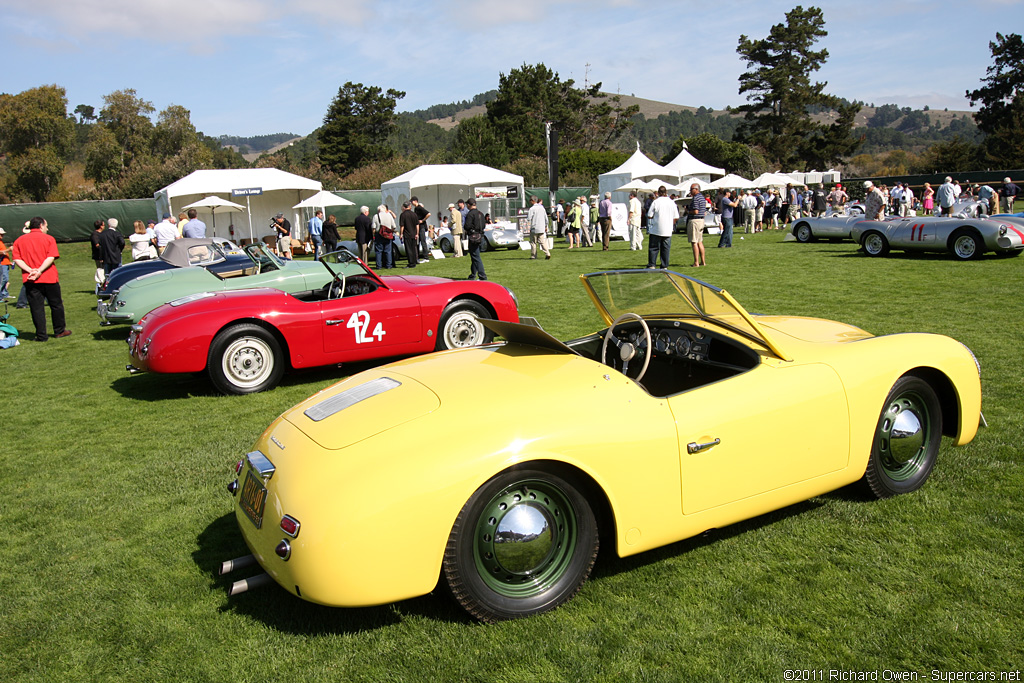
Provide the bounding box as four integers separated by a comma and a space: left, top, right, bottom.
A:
380, 164, 525, 221
751, 172, 805, 189
709, 173, 755, 190
661, 143, 725, 183
598, 145, 675, 205
155, 169, 322, 243
674, 176, 717, 193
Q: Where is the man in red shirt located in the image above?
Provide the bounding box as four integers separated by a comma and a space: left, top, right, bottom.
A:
12, 216, 69, 341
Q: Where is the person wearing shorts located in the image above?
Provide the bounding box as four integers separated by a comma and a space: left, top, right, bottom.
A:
685, 184, 707, 267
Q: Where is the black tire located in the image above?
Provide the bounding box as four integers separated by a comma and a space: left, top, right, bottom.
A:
208, 323, 285, 395
439, 237, 453, 254
863, 376, 941, 498
442, 467, 599, 623
862, 231, 890, 257
435, 300, 494, 351
949, 229, 983, 261
794, 222, 814, 243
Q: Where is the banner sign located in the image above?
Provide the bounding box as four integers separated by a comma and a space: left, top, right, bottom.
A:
232, 187, 263, 197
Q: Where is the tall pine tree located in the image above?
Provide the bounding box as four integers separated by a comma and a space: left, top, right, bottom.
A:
734, 5, 859, 170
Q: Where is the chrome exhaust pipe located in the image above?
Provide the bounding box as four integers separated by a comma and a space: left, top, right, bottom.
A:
219, 554, 256, 576
126, 364, 142, 375
228, 573, 272, 596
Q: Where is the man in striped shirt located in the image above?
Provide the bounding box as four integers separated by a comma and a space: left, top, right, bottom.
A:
685, 183, 707, 267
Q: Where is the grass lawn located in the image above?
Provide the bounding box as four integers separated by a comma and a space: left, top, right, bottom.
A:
1, 230, 1021, 682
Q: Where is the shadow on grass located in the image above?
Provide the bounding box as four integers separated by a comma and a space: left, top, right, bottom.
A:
109, 358, 397, 401
592, 498, 825, 580
194, 513, 468, 634
92, 325, 130, 341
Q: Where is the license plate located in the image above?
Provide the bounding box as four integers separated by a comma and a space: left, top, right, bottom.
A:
239, 471, 268, 528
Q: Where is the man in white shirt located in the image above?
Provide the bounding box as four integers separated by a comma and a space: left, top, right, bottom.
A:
153, 213, 178, 254
740, 191, 757, 233
627, 191, 643, 251
646, 185, 679, 269
527, 195, 551, 260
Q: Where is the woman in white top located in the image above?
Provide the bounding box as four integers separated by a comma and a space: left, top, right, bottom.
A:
130, 220, 157, 261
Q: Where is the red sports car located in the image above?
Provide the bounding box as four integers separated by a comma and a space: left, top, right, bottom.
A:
126, 251, 519, 394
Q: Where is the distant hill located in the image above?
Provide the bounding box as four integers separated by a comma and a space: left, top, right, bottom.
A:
218, 93, 977, 161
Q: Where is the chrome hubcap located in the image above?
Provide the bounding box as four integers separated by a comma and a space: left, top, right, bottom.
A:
877, 394, 930, 481
493, 504, 555, 573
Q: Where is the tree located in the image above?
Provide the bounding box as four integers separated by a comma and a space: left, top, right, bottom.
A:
318, 82, 405, 175
0, 85, 75, 201
966, 32, 1024, 167
73, 104, 97, 124
151, 104, 199, 158
449, 116, 510, 167
734, 5, 860, 169
98, 88, 155, 170
485, 63, 638, 159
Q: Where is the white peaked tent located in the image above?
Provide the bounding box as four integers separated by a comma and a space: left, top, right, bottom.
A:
598, 145, 676, 205
155, 169, 322, 243
380, 164, 525, 219
710, 173, 754, 190
661, 142, 726, 183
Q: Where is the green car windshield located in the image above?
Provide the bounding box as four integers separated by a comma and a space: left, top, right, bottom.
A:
580, 269, 787, 358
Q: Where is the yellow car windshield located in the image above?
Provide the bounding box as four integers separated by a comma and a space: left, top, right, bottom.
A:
580, 270, 775, 352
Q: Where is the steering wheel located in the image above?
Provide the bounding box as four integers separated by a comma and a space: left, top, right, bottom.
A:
601, 313, 652, 382
328, 273, 346, 300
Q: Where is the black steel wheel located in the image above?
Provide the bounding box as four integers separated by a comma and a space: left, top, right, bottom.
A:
439, 237, 453, 254
435, 300, 494, 351
208, 323, 285, 395
442, 467, 599, 622
863, 376, 941, 498
862, 231, 890, 257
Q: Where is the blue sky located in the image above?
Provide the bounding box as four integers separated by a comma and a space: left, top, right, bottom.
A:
3, 0, 1022, 138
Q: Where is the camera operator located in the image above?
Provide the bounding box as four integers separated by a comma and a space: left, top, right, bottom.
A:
272, 213, 292, 259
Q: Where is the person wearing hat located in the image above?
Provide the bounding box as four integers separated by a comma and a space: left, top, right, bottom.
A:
566, 198, 582, 249
447, 203, 464, 257
0, 226, 11, 299
1002, 177, 1019, 213
863, 181, 886, 221
12, 217, 70, 341
827, 183, 848, 212
153, 213, 178, 254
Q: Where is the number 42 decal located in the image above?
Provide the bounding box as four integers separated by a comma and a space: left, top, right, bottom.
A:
347, 310, 386, 343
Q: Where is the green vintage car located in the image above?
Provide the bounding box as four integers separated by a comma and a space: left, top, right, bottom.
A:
99, 244, 334, 325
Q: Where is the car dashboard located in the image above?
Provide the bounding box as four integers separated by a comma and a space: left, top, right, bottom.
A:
569, 319, 760, 398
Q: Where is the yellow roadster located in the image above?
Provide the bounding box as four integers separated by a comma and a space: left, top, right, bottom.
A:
223, 269, 982, 622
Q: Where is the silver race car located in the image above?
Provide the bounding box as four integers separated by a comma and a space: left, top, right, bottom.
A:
851, 214, 1024, 260
791, 211, 872, 242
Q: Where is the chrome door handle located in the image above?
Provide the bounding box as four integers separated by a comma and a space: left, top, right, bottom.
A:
325, 319, 344, 326
687, 438, 721, 454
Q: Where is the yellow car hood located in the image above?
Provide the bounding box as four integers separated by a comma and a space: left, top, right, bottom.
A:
753, 316, 873, 344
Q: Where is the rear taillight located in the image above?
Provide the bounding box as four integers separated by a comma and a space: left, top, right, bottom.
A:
280, 515, 300, 537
